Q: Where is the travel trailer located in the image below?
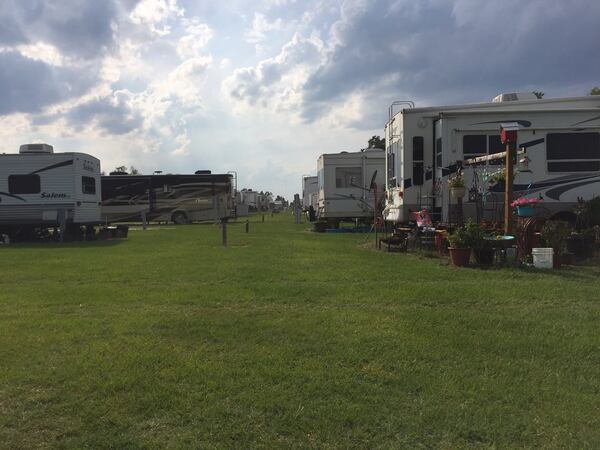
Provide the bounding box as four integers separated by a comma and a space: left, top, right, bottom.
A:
383, 94, 600, 224
240, 189, 259, 211
302, 175, 318, 210
317, 148, 385, 225
0, 144, 101, 237
101, 173, 234, 224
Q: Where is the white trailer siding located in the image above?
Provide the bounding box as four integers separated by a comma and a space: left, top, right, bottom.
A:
317, 149, 385, 220
383, 95, 600, 223
0, 152, 101, 226
302, 176, 318, 209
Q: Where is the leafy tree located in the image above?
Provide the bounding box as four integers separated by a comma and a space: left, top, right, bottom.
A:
368, 135, 385, 150
590, 87, 600, 95
114, 165, 128, 173
130, 166, 140, 175
533, 91, 545, 99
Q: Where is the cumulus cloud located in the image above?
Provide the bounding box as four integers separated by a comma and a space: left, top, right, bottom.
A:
223, 32, 325, 111
129, 0, 183, 36
245, 12, 283, 44
224, 0, 600, 128
177, 18, 213, 59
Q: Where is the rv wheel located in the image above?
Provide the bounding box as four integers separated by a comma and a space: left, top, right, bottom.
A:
172, 211, 189, 225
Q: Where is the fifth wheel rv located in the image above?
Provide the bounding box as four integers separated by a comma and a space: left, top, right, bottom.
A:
383, 94, 600, 224
0, 144, 101, 238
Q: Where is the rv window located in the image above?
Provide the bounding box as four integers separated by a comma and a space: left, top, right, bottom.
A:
488, 135, 503, 166
548, 161, 600, 172
8, 175, 40, 194
547, 133, 600, 160
436, 138, 442, 168
413, 162, 424, 186
335, 167, 362, 188
413, 136, 424, 161
82, 176, 96, 195
463, 135, 486, 156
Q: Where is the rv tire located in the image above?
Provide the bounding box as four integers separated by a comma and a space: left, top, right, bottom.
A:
172, 211, 189, 225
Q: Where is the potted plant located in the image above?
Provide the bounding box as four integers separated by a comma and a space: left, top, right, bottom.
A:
487, 171, 505, 191
540, 220, 572, 268
448, 173, 466, 201
511, 196, 543, 218
447, 219, 478, 267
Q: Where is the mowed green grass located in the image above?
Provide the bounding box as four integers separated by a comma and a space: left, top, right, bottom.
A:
1, 215, 599, 449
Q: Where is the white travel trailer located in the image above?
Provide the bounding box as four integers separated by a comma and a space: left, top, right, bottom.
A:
240, 190, 259, 211
302, 175, 318, 210
0, 144, 101, 237
383, 94, 600, 224
317, 148, 385, 224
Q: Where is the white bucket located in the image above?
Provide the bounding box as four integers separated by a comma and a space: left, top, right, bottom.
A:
532, 248, 553, 269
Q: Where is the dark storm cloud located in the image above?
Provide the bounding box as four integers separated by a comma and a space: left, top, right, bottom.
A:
0, 51, 99, 115
301, 0, 600, 124
1, 0, 119, 59
65, 95, 144, 135
0, 0, 127, 116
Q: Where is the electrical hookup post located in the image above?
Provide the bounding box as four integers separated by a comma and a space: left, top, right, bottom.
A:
500, 122, 519, 235
293, 193, 302, 224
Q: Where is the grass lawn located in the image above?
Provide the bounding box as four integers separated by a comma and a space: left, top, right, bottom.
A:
1, 214, 599, 448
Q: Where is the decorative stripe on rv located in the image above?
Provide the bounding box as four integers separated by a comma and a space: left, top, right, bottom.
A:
29, 159, 74, 175
0, 192, 26, 202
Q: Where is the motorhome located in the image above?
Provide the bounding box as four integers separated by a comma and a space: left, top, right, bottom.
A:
383, 94, 600, 224
0, 144, 101, 237
101, 173, 233, 224
317, 148, 385, 225
302, 175, 318, 210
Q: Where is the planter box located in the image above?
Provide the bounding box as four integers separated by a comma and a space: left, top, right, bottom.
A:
516, 205, 535, 217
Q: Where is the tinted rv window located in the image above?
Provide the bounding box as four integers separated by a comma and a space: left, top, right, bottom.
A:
463, 135, 486, 156
547, 133, 600, 160
413, 162, 424, 186
488, 135, 504, 166
8, 175, 40, 194
436, 138, 442, 168
82, 176, 96, 195
335, 167, 362, 188
548, 161, 600, 172
547, 132, 600, 173
413, 136, 424, 161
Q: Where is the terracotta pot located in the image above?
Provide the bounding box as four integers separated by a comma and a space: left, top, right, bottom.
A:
449, 247, 471, 267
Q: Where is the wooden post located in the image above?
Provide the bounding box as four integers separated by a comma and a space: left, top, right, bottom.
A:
504, 142, 514, 235
245, 219, 249, 233
222, 219, 228, 247
262, 214, 265, 223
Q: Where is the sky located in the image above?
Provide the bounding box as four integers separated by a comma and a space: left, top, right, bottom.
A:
1, 0, 599, 199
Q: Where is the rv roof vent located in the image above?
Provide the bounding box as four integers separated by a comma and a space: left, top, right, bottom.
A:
195, 170, 211, 174
492, 92, 539, 103
19, 143, 54, 154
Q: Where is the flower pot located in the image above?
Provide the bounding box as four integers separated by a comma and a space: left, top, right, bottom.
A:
516, 205, 535, 217
474, 248, 494, 266
449, 247, 471, 267
450, 187, 466, 201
